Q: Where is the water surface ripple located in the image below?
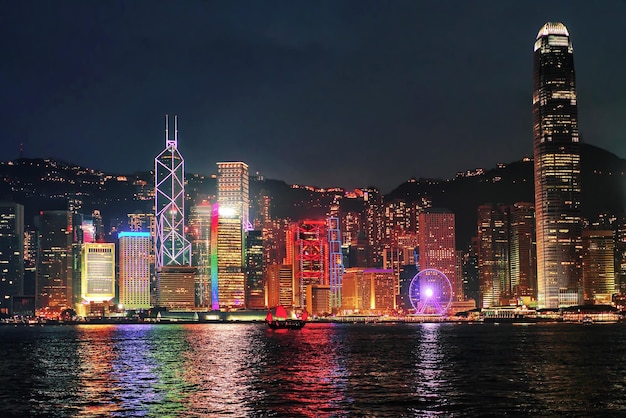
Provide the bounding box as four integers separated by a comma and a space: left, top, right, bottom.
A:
1, 322, 625, 417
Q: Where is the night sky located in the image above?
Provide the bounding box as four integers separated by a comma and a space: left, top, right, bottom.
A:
2, 1, 625, 193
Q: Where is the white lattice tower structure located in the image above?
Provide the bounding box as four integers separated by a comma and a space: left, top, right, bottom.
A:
155, 115, 191, 268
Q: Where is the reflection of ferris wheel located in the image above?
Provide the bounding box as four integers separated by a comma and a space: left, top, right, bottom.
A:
408, 269, 453, 315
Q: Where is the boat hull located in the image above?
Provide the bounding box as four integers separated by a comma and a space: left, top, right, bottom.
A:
267, 319, 306, 329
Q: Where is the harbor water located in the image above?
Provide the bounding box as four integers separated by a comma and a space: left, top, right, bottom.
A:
1, 322, 625, 417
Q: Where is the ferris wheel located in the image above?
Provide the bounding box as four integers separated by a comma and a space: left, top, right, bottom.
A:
408, 268, 453, 315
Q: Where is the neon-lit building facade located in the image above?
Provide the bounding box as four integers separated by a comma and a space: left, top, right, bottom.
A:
245, 230, 264, 309
289, 220, 328, 308
214, 162, 249, 309
188, 202, 213, 308
327, 217, 343, 310
81, 242, 115, 303
533, 22, 582, 308
155, 115, 191, 269
118, 231, 151, 310
210, 204, 219, 310
418, 209, 457, 300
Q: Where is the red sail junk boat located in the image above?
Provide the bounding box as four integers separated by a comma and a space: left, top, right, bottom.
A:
265, 305, 308, 329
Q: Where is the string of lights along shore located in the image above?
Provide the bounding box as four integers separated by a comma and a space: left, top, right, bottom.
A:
0, 21, 624, 321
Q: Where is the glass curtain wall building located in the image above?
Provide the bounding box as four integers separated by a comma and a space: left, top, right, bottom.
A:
533, 22, 582, 308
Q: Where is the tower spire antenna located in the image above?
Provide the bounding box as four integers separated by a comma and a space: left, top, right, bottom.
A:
165, 114, 169, 145
174, 115, 178, 146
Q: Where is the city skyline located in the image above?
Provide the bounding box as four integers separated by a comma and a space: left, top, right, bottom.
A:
2, 1, 626, 193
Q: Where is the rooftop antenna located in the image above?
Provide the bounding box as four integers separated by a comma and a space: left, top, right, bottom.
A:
165, 113, 169, 144
174, 115, 178, 146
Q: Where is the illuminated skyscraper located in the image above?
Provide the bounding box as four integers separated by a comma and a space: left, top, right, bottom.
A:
0, 202, 24, 314
288, 220, 328, 308
217, 162, 249, 230
118, 232, 151, 310
155, 115, 191, 269
327, 217, 344, 310
509, 202, 536, 300
126, 212, 156, 305
245, 230, 264, 309
477, 204, 510, 308
214, 206, 245, 309
214, 162, 249, 309
533, 22, 582, 308
188, 202, 213, 308
418, 209, 457, 298
81, 242, 115, 304
36, 210, 72, 312
155, 116, 193, 308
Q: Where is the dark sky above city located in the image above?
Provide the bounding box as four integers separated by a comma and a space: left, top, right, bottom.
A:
2, 1, 625, 193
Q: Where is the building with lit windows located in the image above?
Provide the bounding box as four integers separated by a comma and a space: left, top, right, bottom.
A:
80, 243, 115, 307
188, 202, 213, 308
306, 284, 330, 316
510, 202, 536, 300
215, 162, 249, 309
582, 230, 615, 304
288, 220, 328, 308
36, 210, 73, 313
533, 22, 582, 308
156, 265, 196, 310
118, 231, 151, 310
477, 204, 510, 308
0, 202, 24, 314
214, 206, 245, 309
217, 162, 250, 230
418, 209, 457, 298
266, 264, 293, 308
245, 230, 264, 309
341, 268, 396, 313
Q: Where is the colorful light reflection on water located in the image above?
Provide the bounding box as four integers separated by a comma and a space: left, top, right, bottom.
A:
2, 322, 626, 416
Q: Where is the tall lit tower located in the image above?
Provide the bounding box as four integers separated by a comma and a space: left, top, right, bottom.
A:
418, 209, 457, 297
0, 202, 24, 314
188, 202, 213, 308
533, 22, 582, 308
118, 231, 151, 310
36, 210, 72, 313
215, 162, 249, 309
289, 220, 328, 308
327, 217, 344, 310
155, 115, 191, 268
217, 162, 250, 230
